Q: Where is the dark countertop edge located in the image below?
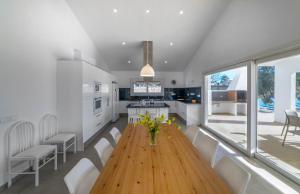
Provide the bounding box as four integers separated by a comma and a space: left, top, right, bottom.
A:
120, 100, 201, 105
127, 103, 170, 108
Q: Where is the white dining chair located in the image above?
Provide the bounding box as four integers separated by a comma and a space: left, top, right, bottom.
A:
109, 127, 122, 144
94, 138, 114, 166
194, 133, 219, 167
7, 121, 57, 187
64, 158, 100, 194
185, 125, 199, 144
40, 114, 76, 163
213, 156, 251, 194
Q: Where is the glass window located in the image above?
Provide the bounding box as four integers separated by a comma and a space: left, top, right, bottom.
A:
133, 82, 147, 93
205, 66, 248, 149
257, 54, 300, 181
148, 82, 162, 93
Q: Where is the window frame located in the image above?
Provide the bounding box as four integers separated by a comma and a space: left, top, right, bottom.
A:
202, 48, 300, 185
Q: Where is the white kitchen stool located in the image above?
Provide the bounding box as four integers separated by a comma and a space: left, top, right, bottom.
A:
7, 121, 57, 187
40, 114, 76, 163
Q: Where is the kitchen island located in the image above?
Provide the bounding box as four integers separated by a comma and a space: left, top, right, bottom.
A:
127, 102, 169, 123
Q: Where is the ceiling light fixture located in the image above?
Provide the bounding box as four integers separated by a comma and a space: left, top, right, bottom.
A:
164, 60, 168, 64
122, 41, 126, 45
179, 10, 184, 15
170, 42, 174, 46
140, 41, 155, 77
128, 60, 131, 64
113, 9, 118, 13
146, 9, 150, 13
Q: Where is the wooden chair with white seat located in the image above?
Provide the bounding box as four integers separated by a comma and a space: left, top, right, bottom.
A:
109, 127, 122, 144
185, 125, 199, 144
194, 131, 219, 167
94, 138, 114, 166
7, 121, 57, 187
213, 156, 251, 194
64, 158, 100, 194
39, 114, 76, 163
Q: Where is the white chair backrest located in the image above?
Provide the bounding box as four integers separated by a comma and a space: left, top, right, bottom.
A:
8, 121, 35, 157
194, 132, 219, 167
64, 158, 99, 194
285, 109, 299, 126
185, 125, 199, 144
94, 138, 114, 166
214, 156, 251, 194
40, 114, 59, 142
110, 127, 121, 144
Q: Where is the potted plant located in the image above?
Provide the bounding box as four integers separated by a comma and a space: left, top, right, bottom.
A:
136, 112, 177, 146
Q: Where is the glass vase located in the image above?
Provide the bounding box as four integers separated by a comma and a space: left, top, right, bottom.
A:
150, 132, 157, 146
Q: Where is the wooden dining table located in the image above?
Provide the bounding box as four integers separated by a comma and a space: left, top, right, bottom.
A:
90, 124, 232, 194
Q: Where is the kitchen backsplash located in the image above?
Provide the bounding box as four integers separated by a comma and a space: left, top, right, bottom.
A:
119, 87, 201, 103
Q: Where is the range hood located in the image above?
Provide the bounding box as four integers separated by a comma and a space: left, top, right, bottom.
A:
140, 41, 155, 78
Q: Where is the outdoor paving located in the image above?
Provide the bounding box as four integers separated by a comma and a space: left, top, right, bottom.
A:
207, 113, 300, 179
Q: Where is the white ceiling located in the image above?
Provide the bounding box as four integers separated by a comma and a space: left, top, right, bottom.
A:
67, 0, 231, 71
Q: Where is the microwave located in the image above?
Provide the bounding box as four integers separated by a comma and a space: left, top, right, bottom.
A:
93, 97, 102, 114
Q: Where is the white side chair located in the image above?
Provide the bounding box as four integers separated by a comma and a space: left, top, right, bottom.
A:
213, 156, 251, 194
109, 127, 122, 144
64, 158, 100, 194
94, 138, 114, 166
185, 125, 199, 144
194, 133, 219, 167
7, 121, 57, 187
40, 114, 76, 163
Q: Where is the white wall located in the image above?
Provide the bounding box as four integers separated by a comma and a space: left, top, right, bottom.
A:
0, 0, 106, 186
184, 0, 300, 87
184, 0, 300, 124
111, 71, 185, 88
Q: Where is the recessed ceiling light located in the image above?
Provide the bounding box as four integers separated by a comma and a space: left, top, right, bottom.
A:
122, 41, 126, 45
113, 9, 118, 13
164, 61, 168, 64
179, 10, 184, 15
146, 9, 150, 13
128, 60, 131, 64
170, 42, 174, 46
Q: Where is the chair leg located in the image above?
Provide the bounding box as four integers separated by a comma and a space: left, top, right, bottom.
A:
54, 148, 58, 170
35, 159, 39, 187
281, 118, 287, 136
63, 142, 66, 163
7, 160, 12, 188
282, 125, 290, 146
73, 136, 77, 154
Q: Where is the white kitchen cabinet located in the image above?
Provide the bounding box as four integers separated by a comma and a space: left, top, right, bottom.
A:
175, 101, 201, 126
164, 101, 176, 113
57, 60, 116, 151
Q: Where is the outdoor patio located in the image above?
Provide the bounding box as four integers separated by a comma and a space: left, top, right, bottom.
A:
207, 112, 300, 179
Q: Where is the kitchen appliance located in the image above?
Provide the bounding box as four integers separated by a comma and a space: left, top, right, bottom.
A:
93, 97, 102, 114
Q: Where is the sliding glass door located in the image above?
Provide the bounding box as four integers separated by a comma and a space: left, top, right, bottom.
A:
205, 66, 248, 150
256, 54, 300, 182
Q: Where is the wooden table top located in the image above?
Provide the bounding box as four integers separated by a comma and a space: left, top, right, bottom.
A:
90, 124, 232, 194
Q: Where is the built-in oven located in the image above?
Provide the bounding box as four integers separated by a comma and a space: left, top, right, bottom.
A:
93, 97, 102, 114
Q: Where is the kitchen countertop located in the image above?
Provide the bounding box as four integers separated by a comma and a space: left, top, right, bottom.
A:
127, 103, 170, 108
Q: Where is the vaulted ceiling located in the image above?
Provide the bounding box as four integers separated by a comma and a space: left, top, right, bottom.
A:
67, 0, 231, 71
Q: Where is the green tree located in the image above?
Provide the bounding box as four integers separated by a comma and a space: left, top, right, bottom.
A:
257, 66, 274, 104
296, 72, 300, 100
